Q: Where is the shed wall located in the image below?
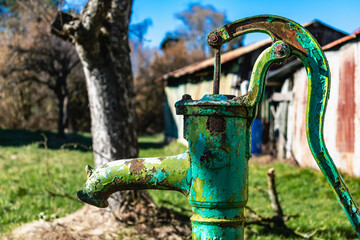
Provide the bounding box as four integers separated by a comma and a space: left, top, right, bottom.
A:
289, 40, 360, 176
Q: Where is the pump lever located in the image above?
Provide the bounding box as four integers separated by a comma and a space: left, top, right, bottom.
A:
207, 15, 360, 237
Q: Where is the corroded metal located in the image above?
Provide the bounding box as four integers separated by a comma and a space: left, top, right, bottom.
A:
176, 40, 290, 240
207, 14, 360, 238
213, 49, 221, 94
77, 152, 191, 208
77, 15, 360, 239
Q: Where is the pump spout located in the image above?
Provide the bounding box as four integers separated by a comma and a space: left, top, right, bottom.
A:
77, 151, 191, 208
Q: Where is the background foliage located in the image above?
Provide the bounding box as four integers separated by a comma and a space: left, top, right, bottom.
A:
0, 1, 238, 135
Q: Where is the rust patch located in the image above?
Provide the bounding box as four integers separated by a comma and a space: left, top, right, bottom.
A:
129, 159, 145, 174
226, 106, 248, 116
300, 84, 307, 152
200, 151, 214, 166
158, 157, 166, 161
224, 18, 307, 54
206, 116, 226, 133
292, 75, 312, 166
337, 47, 355, 153
207, 31, 222, 46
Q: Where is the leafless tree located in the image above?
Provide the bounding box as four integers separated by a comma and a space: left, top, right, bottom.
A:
1, 2, 80, 137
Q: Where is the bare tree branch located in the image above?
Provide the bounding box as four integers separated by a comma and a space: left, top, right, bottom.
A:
267, 168, 284, 221
80, 0, 111, 34
51, 0, 112, 43
68, 59, 81, 72
51, 11, 78, 41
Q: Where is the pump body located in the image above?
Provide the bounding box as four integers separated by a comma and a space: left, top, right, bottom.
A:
177, 94, 251, 239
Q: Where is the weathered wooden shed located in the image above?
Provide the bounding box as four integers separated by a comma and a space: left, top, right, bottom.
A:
276, 29, 360, 176
159, 20, 348, 146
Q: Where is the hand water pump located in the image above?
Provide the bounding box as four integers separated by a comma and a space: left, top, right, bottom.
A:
77, 15, 360, 239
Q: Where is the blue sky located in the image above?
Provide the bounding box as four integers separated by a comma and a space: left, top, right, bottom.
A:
64, 0, 360, 48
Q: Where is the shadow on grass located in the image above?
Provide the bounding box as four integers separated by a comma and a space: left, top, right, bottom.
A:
138, 133, 169, 149
316, 226, 358, 239
0, 129, 169, 152
0, 129, 92, 151
138, 141, 166, 149
246, 224, 358, 239
246, 225, 301, 239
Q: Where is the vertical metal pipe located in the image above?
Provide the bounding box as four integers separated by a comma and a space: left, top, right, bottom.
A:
182, 112, 249, 240
213, 48, 221, 94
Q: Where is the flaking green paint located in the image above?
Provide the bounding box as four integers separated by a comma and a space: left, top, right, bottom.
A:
77, 152, 192, 208
192, 177, 207, 202
205, 15, 360, 238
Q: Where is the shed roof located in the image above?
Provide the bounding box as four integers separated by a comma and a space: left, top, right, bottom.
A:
157, 20, 349, 83
323, 28, 360, 50
158, 38, 271, 81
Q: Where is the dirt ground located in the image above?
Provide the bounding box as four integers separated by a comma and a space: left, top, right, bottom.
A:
3, 192, 192, 240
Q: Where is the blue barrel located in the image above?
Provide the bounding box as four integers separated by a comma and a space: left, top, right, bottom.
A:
251, 118, 263, 154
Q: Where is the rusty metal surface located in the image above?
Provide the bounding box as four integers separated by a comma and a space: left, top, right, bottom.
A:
207, 15, 360, 238
213, 49, 221, 94
337, 48, 355, 152
175, 35, 293, 240
180, 95, 250, 239
77, 153, 191, 208
292, 40, 360, 175
208, 16, 309, 54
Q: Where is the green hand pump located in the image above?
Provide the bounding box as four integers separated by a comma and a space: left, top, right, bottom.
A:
77, 15, 360, 239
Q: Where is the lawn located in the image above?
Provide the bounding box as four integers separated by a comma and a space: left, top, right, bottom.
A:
1, 129, 360, 239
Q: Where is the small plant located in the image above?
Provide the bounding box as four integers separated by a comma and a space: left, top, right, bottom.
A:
37, 212, 58, 221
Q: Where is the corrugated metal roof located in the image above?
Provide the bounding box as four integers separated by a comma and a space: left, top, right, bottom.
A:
323, 28, 360, 50
157, 20, 352, 82
157, 38, 271, 82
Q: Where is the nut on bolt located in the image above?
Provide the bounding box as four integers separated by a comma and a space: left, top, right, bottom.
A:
273, 42, 290, 58
207, 31, 222, 47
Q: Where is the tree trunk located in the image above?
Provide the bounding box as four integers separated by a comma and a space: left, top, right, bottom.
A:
57, 93, 66, 138
55, 77, 69, 138
75, 0, 139, 211
78, 46, 138, 166
51, 0, 140, 211
73, 0, 138, 167
51, 0, 138, 165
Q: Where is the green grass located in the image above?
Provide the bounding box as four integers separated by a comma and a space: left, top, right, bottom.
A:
0, 130, 188, 235
245, 163, 360, 239
1, 129, 360, 239
138, 134, 191, 214
0, 131, 94, 234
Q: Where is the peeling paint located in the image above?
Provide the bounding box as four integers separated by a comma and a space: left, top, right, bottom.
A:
77, 152, 191, 208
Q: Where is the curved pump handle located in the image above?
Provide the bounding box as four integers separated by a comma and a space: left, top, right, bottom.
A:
207, 15, 360, 237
